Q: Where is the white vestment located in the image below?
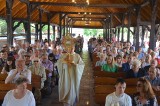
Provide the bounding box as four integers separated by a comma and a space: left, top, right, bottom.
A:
57, 52, 84, 105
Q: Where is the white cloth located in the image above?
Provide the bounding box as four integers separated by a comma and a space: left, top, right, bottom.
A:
105, 92, 132, 106
57, 52, 84, 106
7, 68, 31, 84
2, 90, 35, 106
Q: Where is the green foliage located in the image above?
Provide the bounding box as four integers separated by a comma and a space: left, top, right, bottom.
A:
0, 19, 7, 36
83, 29, 103, 37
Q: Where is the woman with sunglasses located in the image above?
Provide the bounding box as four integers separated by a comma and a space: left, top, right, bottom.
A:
132, 78, 158, 106
29, 58, 46, 89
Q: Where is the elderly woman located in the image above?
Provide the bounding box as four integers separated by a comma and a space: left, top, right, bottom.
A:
101, 54, 118, 72
2, 77, 35, 106
132, 78, 158, 105
126, 59, 146, 78
144, 67, 160, 91
29, 58, 46, 89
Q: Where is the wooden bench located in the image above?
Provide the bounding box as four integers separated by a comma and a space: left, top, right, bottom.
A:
94, 85, 137, 105
0, 83, 32, 100
94, 77, 117, 85
0, 74, 7, 83
94, 77, 138, 86
94, 71, 125, 78
32, 74, 41, 89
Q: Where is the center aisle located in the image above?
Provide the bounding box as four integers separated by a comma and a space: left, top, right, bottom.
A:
41, 51, 96, 106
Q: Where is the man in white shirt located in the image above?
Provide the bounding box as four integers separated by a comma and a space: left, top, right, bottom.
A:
5, 58, 31, 84
105, 78, 132, 106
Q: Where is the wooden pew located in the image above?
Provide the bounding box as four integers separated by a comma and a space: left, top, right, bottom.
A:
94, 85, 137, 105
0, 83, 32, 100
32, 74, 41, 89
94, 77, 117, 85
94, 71, 125, 78
95, 77, 138, 86
0, 74, 7, 83
93, 66, 101, 71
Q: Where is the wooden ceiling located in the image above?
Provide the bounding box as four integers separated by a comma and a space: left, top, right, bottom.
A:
0, 0, 160, 28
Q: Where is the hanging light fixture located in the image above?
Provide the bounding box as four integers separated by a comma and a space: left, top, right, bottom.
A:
72, 0, 89, 5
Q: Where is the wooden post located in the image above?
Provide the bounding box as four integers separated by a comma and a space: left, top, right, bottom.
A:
117, 27, 120, 42
141, 26, 145, 46
47, 13, 51, 42
63, 15, 66, 36
6, 0, 14, 46
39, 9, 43, 40
35, 23, 38, 40
59, 13, 62, 39
135, 7, 141, 51
121, 14, 125, 42
26, 2, 31, 43
109, 15, 112, 42
52, 25, 55, 40
149, 0, 158, 50
127, 12, 131, 42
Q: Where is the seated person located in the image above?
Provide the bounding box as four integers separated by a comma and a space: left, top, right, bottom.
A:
105, 78, 132, 106
1, 56, 15, 74
2, 77, 35, 106
143, 59, 158, 73
141, 54, 151, 68
144, 67, 160, 91
95, 53, 106, 67
115, 55, 123, 68
5, 58, 31, 84
122, 55, 133, 72
29, 58, 46, 89
126, 59, 146, 78
0, 50, 8, 67
132, 78, 158, 105
101, 54, 118, 72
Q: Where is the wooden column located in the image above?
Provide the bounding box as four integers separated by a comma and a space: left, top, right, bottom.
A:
47, 13, 51, 41
52, 25, 55, 40
149, 0, 158, 50
109, 15, 112, 42
63, 15, 66, 36
6, 0, 14, 46
135, 7, 141, 51
24, 2, 31, 43
127, 12, 131, 42
117, 27, 120, 42
141, 26, 145, 46
35, 23, 38, 40
121, 14, 125, 42
39, 9, 43, 40
59, 13, 62, 39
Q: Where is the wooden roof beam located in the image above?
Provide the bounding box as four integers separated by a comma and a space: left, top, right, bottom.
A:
30, 2, 133, 8
50, 11, 123, 15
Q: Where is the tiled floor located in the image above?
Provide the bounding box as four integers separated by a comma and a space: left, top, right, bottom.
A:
41, 51, 96, 106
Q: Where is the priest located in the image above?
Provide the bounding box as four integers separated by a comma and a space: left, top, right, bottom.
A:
57, 46, 84, 106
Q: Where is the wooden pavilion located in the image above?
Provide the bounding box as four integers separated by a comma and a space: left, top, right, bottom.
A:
0, 0, 160, 50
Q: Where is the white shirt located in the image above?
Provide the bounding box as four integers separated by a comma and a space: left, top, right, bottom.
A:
2, 90, 35, 106
8, 69, 31, 84
105, 92, 132, 106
